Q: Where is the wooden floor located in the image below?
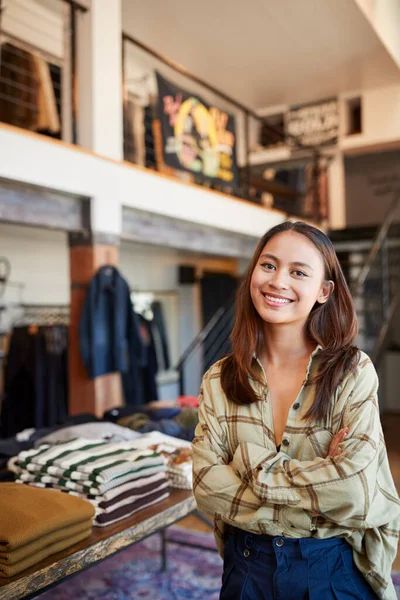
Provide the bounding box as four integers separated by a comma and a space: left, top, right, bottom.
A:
177, 413, 400, 570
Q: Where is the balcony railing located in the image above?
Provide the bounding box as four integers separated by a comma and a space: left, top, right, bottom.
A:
122, 32, 328, 222
0, 1, 328, 222
0, 0, 86, 144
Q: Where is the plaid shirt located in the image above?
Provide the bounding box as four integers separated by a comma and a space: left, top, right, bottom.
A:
192, 348, 400, 600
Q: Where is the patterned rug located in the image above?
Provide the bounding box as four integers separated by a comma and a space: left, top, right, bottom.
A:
393, 572, 400, 599
39, 526, 223, 600
38, 528, 400, 600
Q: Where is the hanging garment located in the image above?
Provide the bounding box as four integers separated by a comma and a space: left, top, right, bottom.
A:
124, 97, 146, 165
0, 43, 39, 130
32, 55, 60, 134
0, 43, 60, 135
133, 102, 146, 165
151, 301, 170, 371
122, 315, 158, 406
123, 100, 136, 163
0, 325, 68, 438
79, 265, 146, 380
139, 315, 159, 403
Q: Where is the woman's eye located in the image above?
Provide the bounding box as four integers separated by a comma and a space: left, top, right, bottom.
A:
293, 270, 307, 277
261, 263, 275, 270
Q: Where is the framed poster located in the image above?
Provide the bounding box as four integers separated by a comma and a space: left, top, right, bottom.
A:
286, 98, 339, 147
156, 72, 239, 188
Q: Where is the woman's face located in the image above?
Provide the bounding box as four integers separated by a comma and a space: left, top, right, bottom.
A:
250, 231, 333, 327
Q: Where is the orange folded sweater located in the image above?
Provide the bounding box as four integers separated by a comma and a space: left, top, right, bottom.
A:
0, 526, 92, 577
0, 483, 95, 551
0, 520, 93, 565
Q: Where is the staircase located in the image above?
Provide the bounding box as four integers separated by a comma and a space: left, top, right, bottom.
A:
176, 297, 235, 396
330, 193, 400, 364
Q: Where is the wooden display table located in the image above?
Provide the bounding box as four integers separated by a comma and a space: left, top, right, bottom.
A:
0, 489, 196, 600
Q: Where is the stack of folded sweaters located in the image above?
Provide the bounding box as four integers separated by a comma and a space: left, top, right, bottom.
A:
10, 438, 170, 527
130, 431, 193, 490
0, 483, 94, 577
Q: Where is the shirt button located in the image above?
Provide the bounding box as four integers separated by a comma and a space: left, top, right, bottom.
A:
282, 439, 290, 447
243, 549, 250, 558
293, 403, 300, 410
276, 538, 284, 547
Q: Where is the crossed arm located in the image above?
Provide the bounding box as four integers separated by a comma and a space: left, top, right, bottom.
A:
192, 360, 395, 530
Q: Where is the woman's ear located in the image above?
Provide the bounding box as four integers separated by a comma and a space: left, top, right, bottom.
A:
317, 280, 335, 305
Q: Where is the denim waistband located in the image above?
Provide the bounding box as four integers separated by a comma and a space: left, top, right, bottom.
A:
232, 527, 348, 559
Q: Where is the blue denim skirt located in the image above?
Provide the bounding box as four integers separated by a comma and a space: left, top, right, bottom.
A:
220, 528, 378, 600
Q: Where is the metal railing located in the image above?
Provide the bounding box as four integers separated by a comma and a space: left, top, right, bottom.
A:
122, 32, 328, 222
0, 0, 87, 144
351, 193, 400, 364
176, 296, 235, 396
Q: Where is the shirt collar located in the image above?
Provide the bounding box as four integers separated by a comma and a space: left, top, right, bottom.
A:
252, 344, 322, 382
252, 344, 322, 361
98, 266, 117, 293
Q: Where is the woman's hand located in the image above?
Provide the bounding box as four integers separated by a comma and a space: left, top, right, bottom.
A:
311, 428, 348, 517
327, 427, 348, 458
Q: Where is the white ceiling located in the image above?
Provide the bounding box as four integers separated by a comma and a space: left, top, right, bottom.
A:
122, 0, 400, 111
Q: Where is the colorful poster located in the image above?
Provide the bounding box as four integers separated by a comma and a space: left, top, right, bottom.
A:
156, 72, 239, 187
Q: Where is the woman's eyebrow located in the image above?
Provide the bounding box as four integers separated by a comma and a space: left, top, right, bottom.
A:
292, 261, 314, 271
260, 253, 313, 271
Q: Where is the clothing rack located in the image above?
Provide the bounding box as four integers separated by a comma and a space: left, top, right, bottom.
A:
1, 303, 70, 437
13, 304, 70, 327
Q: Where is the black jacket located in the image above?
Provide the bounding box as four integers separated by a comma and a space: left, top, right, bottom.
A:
79, 266, 145, 378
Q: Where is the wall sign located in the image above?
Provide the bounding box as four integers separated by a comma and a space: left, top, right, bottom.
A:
286, 98, 339, 147
156, 72, 239, 187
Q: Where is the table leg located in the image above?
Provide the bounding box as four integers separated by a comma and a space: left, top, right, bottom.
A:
161, 528, 167, 572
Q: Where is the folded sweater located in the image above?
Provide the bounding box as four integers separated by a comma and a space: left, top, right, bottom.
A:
0, 526, 92, 577
0, 483, 95, 551
14, 439, 163, 484
16, 462, 166, 495
95, 489, 170, 527
0, 519, 93, 565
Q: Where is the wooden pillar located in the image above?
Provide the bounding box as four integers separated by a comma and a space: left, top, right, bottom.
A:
68, 232, 123, 418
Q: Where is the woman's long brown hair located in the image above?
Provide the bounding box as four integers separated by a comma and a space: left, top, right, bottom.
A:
220, 221, 359, 423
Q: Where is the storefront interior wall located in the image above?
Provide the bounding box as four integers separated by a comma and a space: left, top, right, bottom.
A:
120, 241, 240, 396
344, 149, 400, 227
0, 224, 69, 318
0, 224, 239, 398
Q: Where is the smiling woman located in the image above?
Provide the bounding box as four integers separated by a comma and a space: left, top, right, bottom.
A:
192, 221, 400, 600
250, 232, 333, 328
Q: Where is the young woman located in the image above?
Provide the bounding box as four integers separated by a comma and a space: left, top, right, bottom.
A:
192, 221, 400, 600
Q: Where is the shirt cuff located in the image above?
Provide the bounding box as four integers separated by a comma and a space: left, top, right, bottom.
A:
231, 442, 301, 505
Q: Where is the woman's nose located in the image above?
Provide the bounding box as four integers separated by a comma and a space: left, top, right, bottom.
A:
269, 272, 290, 290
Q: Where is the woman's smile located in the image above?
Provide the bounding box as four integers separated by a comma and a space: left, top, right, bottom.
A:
262, 292, 293, 307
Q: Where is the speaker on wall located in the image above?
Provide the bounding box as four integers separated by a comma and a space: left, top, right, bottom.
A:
179, 265, 196, 284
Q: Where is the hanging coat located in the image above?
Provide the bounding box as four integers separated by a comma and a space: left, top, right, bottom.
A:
79, 265, 145, 379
